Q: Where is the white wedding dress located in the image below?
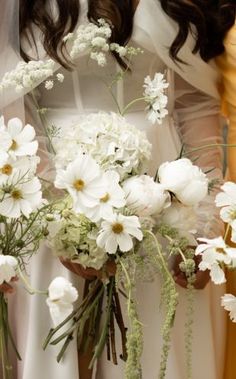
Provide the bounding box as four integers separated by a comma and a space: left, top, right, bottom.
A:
8, 0, 226, 378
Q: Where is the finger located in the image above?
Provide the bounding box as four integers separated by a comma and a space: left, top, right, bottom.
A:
0, 282, 14, 294
174, 274, 188, 289
193, 270, 210, 290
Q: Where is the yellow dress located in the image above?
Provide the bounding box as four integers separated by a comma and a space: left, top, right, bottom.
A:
217, 23, 236, 379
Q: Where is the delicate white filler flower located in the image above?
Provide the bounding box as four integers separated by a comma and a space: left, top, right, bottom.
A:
196, 237, 233, 284
55, 153, 105, 215
123, 175, 170, 216
56, 73, 65, 83
97, 213, 143, 254
0, 256, 18, 284
143, 73, 169, 125
158, 158, 208, 206
46, 277, 78, 326
45, 80, 54, 90
221, 294, 236, 322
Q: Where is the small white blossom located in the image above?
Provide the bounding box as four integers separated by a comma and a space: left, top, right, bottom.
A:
45, 80, 54, 90
221, 294, 236, 322
0, 256, 18, 284
158, 158, 208, 206
143, 73, 169, 125
123, 175, 170, 216
56, 73, 65, 83
97, 213, 143, 255
46, 277, 78, 326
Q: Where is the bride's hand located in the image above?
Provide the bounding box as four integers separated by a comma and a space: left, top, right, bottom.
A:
173, 255, 210, 290
0, 276, 18, 294
60, 258, 116, 280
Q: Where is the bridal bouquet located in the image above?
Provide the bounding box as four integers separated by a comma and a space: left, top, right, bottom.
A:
0, 116, 53, 378
43, 111, 209, 378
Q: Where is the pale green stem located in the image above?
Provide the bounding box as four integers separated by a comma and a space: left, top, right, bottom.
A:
121, 97, 148, 116
17, 267, 47, 295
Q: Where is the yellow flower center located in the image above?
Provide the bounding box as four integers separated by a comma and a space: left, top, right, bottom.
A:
1, 164, 13, 176
10, 140, 18, 151
100, 193, 110, 203
230, 210, 236, 220
11, 189, 22, 200
73, 179, 85, 191
112, 223, 124, 234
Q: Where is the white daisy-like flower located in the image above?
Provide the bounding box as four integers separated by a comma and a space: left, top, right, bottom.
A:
56, 73, 64, 83
221, 294, 236, 322
143, 73, 169, 125
85, 170, 126, 222
46, 277, 78, 326
0, 255, 18, 284
0, 155, 40, 178
1, 118, 38, 157
215, 182, 236, 223
0, 175, 42, 218
55, 153, 105, 215
97, 213, 143, 254
196, 237, 233, 284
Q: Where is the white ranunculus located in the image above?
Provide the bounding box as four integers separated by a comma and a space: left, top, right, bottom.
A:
196, 237, 233, 284
46, 277, 78, 326
123, 175, 170, 216
221, 294, 236, 322
97, 213, 143, 255
0, 255, 18, 284
0, 175, 42, 218
158, 158, 208, 206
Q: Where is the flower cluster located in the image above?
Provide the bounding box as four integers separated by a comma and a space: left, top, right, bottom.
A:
65, 18, 133, 66
0, 60, 55, 93
53, 112, 152, 180
143, 73, 169, 125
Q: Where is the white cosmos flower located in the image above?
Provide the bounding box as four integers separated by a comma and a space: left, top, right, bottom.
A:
85, 171, 126, 222
1, 118, 38, 157
0, 175, 42, 218
158, 158, 208, 206
123, 175, 170, 216
0, 155, 39, 178
55, 153, 105, 215
0, 255, 18, 284
221, 294, 236, 322
196, 237, 233, 284
215, 182, 236, 223
97, 213, 143, 254
46, 277, 78, 326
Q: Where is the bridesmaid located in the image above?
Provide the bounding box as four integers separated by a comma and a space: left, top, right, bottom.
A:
216, 4, 236, 379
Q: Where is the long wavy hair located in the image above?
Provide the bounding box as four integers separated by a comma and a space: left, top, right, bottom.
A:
20, 0, 236, 68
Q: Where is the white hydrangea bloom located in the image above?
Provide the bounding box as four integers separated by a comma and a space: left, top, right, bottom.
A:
0, 255, 18, 284
143, 73, 169, 125
46, 277, 78, 326
53, 112, 152, 181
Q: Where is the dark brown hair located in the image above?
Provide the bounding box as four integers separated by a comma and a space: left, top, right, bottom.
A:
20, 0, 236, 68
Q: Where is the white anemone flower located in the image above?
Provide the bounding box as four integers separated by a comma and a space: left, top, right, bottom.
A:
55, 153, 105, 215
221, 294, 236, 322
196, 237, 233, 284
46, 277, 78, 326
97, 213, 143, 254
0, 175, 42, 218
2, 118, 38, 157
85, 171, 126, 222
0, 255, 18, 284
215, 182, 236, 224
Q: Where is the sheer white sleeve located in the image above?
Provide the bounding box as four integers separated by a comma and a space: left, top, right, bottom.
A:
174, 74, 224, 238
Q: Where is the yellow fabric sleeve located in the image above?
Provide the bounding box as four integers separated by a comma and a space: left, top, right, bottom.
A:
217, 23, 236, 379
